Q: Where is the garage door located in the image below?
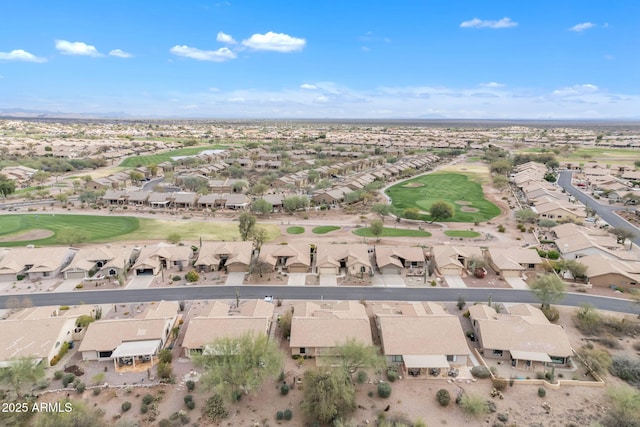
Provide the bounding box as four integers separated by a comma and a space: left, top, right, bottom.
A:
319, 267, 336, 275
65, 271, 87, 280
136, 268, 154, 276
381, 266, 401, 275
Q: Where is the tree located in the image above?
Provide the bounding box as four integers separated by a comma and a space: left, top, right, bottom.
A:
253, 228, 268, 249
232, 180, 248, 193
530, 273, 567, 311
283, 195, 309, 213
321, 338, 385, 377
489, 159, 513, 175
203, 394, 228, 422
301, 368, 356, 424
403, 207, 420, 220
32, 170, 51, 185
34, 400, 105, 427
371, 203, 391, 221
57, 228, 89, 246
0, 174, 16, 197
611, 227, 636, 250
603, 385, 640, 427
148, 164, 159, 177
167, 232, 181, 244
193, 332, 283, 402
79, 190, 99, 204
369, 219, 385, 242
492, 174, 509, 192
429, 201, 454, 223
251, 199, 273, 215
129, 171, 144, 184
248, 183, 268, 197
238, 212, 257, 241
0, 357, 45, 398
574, 304, 602, 335
538, 218, 557, 230
515, 208, 538, 223
555, 259, 587, 280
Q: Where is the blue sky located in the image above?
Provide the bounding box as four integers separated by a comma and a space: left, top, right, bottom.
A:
1, 0, 639, 119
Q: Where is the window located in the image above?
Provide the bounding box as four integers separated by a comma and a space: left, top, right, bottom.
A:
528, 264, 535, 269
446, 355, 457, 362
492, 350, 503, 357
43, 271, 50, 277
550, 356, 565, 364
299, 348, 306, 354
391, 355, 403, 363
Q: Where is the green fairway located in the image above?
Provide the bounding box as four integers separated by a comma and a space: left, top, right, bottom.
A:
119, 144, 229, 167
286, 226, 305, 234
0, 214, 280, 246
385, 173, 501, 223
444, 230, 481, 238
352, 227, 432, 238
312, 225, 341, 234
517, 147, 640, 167
0, 214, 140, 246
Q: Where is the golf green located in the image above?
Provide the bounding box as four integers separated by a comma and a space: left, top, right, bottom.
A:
385, 173, 500, 223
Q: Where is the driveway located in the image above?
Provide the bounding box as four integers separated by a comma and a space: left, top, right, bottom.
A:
504, 277, 529, 290
319, 273, 337, 287
126, 276, 154, 289
225, 272, 246, 286
287, 273, 307, 286
443, 275, 467, 288
372, 274, 406, 287
54, 278, 84, 292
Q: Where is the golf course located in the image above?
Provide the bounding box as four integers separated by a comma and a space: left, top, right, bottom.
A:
0, 214, 279, 246
385, 172, 501, 223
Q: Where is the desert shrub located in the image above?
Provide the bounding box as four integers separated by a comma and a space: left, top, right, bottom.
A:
276, 410, 284, 420
356, 370, 368, 384
377, 382, 392, 398
140, 404, 148, 414
185, 270, 199, 282
599, 335, 621, 349
436, 389, 451, 407
602, 385, 640, 427
460, 393, 489, 418
53, 370, 64, 380
186, 380, 195, 391
142, 394, 154, 405
538, 387, 546, 398
492, 377, 508, 391
203, 394, 228, 422
542, 306, 560, 322
609, 354, 640, 385
577, 347, 612, 375
62, 373, 75, 388
574, 304, 602, 335
386, 366, 399, 382
157, 361, 173, 380
284, 409, 292, 420
76, 382, 86, 394
535, 372, 546, 380
92, 388, 101, 396
121, 401, 132, 412
281, 383, 289, 395
633, 342, 640, 352
158, 349, 173, 364
172, 275, 181, 282
471, 366, 491, 379
546, 250, 560, 260
186, 400, 195, 410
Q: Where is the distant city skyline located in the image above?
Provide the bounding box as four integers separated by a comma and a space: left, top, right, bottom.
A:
1, 0, 638, 119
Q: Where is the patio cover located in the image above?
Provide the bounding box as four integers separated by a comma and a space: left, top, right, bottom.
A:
111, 339, 161, 358
510, 350, 552, 363
403, 354, 450, 369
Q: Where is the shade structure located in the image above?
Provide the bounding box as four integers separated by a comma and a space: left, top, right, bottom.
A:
402, 354, 450, 368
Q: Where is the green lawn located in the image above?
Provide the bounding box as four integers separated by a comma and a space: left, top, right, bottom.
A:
353, 227, 432, 238
286, 226, 305, 234
0, 214, 280, 246
312, 226, 341, 234
119, 144, 228, 167
385, 173, 501, 223
444, 230, 481, 238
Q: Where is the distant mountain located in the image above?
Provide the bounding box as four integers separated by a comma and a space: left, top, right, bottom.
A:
0, 108, 132, 119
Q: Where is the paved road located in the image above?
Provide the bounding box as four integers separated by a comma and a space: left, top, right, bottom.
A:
558, 170, 640, 245
2, 286, 638, 315
143, 177, 164, 191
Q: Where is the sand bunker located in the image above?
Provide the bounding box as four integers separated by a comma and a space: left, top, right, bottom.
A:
402, 182, 424, 188
460, 207, 479, 212
454, 200, 472, 205
0, 229, 54, 242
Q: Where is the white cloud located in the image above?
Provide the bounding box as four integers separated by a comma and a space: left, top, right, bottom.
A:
0, 49, 47, 63
55, 40, 102, 57
481, 82, 505, 88
208, 87, 220, 92
242, 31, 306, 52
460, 17, 518, 29
216, 32, 237, 44
169, 45, 236, 62
570, 22, 596, 32
109, 49, 133, 58
552, 84, 599, 96
300, 84, 317, 90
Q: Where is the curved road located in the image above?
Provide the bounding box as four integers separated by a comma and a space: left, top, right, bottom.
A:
2, 286, 638, 315
558, 170, 640, 245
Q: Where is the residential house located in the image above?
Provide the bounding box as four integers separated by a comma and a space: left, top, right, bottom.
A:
182, 300, 274, 358
580, 253, 640, 291
487, 247, 543, 277
131, 244, 193, 276
374, 246, 425, 275
532, 200, 586, 222
0, 246, 77, 282
469, 304, 573, 369
431, 245, 484, 276
374, 302, 469, 376
194, 241, 253, 273
315, 243, 372, 276
289, 301, 373, 358
171, 192, 198, 209
62, 245, 138, 280
258, 243, 311, 273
